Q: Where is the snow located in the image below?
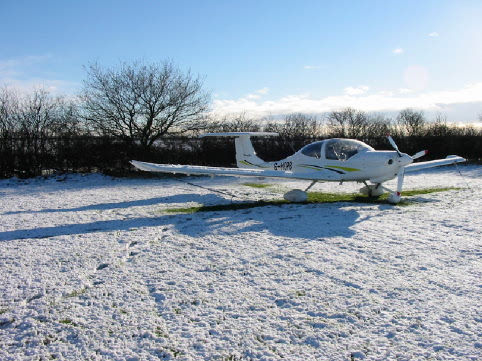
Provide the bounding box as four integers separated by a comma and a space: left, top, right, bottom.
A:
0, 165, 481, 360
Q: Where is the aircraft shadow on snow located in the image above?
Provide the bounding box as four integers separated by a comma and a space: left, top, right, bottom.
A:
0, 195, 361, 242
4, 193, 225, 215
170, 203, 361, 239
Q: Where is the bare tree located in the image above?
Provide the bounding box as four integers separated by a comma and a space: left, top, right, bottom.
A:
216, 112, 262, 133
0, 87, 82, 177
276, 113, 321, 138
0, 86, 17, 138
397, 108, 426, 136
426, 112, 451, 136
80, 60, 211, 148
327, 107, 370, 138
0, 87, 19, 176
365, 113, 393, 138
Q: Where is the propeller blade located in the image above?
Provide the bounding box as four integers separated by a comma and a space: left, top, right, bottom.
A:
387, 135, 402, 157
412, 150, 428, 160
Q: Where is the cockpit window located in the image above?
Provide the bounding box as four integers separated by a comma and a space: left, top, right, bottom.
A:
325, 139, 373, 161
300, 141, 324, 158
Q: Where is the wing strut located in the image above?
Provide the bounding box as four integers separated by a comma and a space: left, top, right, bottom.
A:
304, 180, 318, 192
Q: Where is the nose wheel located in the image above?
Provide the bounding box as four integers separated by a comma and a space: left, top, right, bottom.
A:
388, 192, 402, 204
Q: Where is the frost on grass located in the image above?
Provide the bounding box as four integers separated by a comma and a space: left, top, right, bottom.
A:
0, 166, 481, 360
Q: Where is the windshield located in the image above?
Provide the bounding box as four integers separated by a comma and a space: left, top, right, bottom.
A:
300, 141, 324, 158
325, 139, 373, 161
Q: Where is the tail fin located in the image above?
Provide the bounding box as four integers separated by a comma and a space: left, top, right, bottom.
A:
199, 132, 278, 169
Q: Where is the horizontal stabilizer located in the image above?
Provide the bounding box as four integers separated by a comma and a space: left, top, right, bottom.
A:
199, 132, 278, 138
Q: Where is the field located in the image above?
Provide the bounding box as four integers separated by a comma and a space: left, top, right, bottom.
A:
1, 165, 481, 360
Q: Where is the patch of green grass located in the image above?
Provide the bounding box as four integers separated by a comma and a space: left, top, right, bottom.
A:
295, 290, 307, 297
307, 192, 367, 203
65, 287, 87, 298
59, 319, 79, 326
307, 192, 391, 205
155, 327, 170, 338
165, 200, 288, 214
242, 182, 272, 189
308, 187, 461, 205
164, 187, 460, 214
401, 187, 461, 197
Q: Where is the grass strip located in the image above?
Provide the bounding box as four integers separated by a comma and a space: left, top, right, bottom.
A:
242, 182, 272, 189
165, 187, 461, 214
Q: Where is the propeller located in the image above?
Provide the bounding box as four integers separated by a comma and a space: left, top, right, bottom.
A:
386, 135, 427, 204
412, 150, 428, 160
387, 134, 402, 157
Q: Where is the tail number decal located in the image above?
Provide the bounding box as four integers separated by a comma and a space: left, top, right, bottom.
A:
274, 161, 292, 171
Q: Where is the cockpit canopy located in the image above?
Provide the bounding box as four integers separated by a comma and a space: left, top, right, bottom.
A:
300, 139, 373, 161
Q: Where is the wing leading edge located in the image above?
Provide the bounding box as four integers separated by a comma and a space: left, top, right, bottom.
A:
130, 160, 321, 180
404, 155, 466, 173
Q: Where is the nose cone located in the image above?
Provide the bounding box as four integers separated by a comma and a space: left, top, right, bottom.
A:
398, 153, 413, 167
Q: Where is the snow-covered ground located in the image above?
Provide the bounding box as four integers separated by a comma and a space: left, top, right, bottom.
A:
0, 165, 481, 361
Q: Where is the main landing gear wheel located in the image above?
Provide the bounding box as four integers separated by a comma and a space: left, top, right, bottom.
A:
359, 184, 384, 197
283, 189, 308, 202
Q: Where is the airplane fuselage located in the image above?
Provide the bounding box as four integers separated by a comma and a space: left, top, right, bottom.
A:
239, 138, 410, 185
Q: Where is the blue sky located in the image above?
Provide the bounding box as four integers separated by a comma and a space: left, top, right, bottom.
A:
1, 0, 482, 122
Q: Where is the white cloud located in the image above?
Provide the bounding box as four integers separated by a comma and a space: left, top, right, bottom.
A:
0, 54, 77, 95
344, 85, 369, 96
392, 48, 404, 55
404, 65, 429, 91
256, 87, 269, 95
1, 78, 79, 95
399, 88, 413, 94
0, 54, 53, 77
242, 87, 270, 100
304, 65, 322, 70
378, 90, 393, 97
428, 32, 439, 37
211, 83, 482, 121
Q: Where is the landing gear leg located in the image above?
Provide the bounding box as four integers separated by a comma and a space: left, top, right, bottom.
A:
304, 180, 317, 192
388, 169, 405, 204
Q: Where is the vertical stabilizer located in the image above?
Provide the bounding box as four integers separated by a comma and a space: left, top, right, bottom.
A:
199, 132, 277, 169
234, 135, 266, 168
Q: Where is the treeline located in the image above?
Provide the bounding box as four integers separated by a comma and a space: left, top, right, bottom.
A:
1, 57, 481, 179
202, 111, 482, 164
1, 87, 480, 179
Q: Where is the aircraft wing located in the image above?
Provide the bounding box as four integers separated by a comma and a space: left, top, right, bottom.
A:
405, 155, 466, 173
130, 160, 321, 180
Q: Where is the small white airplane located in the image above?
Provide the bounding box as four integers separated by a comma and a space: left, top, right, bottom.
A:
131, 132, 466, 204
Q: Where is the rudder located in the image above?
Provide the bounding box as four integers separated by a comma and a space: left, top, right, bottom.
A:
199, 132, 277, 169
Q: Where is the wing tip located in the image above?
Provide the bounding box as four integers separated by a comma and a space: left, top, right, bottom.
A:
446, 155, 466, 162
